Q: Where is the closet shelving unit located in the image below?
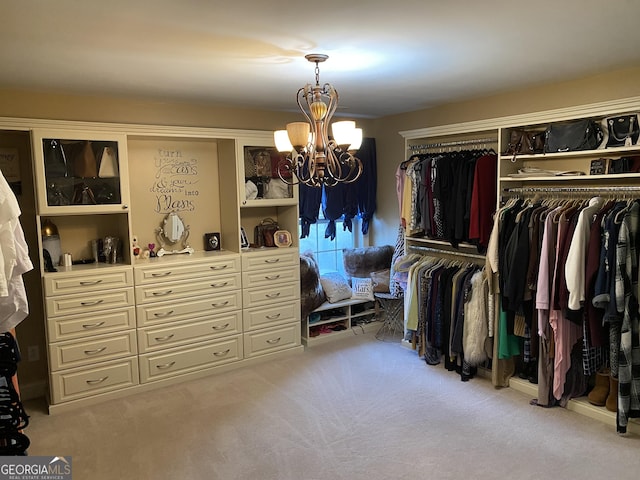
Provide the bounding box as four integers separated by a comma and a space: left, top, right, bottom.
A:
301, 298, 378, 346
400, 96, 640, 434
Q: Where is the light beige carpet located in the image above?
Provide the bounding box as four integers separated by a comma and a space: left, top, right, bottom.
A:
23, 332, 640, 479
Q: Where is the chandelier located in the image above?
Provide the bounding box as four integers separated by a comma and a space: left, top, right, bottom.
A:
274, 54, 363, 187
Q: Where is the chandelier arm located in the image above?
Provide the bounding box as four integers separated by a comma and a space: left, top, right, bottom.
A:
276, 53, 364, 188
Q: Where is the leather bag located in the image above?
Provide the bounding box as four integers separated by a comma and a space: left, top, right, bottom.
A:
43, 139, 68, 178
254, 218, 280, 248
605, 114, 639, 148
98, 146, 119, 178
67, 140, 98, 178
504, 129, 545, 158
545, 119, 603, 153
71, 183, 97, 205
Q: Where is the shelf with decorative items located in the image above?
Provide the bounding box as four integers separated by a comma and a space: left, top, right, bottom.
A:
31, 128, 133, 276
235, 136, 300, 260
498, 113, 640, 190
32, 129, 130, 215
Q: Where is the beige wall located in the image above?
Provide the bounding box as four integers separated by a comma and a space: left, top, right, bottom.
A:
2, 65, 640, 396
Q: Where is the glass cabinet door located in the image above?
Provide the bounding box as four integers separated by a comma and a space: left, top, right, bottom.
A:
240, 145, 297, 207
32, 129, 130, 214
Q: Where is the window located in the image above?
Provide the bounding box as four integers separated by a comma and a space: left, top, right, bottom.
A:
299, 218, 361, 276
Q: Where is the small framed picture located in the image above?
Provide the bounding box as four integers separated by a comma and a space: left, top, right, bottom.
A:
274, 229, 292, 248
204, 232, 221, 251
589, 158, 608, 175
240, 227, 250, 249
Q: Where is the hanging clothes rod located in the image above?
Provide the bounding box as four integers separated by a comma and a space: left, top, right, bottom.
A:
409, 137, 497, 151
504, 186, 640, 195
408, 245, 486, 261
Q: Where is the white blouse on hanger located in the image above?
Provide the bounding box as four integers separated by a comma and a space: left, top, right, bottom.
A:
0, 171, 33, 331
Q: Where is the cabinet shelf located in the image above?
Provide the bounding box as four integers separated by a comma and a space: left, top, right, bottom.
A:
302, 298, 379, 346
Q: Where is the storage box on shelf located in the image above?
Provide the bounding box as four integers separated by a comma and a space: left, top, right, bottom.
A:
302, 298, 378, 346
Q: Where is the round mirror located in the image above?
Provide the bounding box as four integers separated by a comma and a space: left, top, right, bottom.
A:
163, 212, 185, 244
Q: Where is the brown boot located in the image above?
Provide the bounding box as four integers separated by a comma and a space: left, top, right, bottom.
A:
606, 376, 618, 412
588, 369, 610, 407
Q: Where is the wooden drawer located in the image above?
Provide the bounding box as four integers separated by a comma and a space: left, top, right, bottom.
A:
139, 335, 242, 382
50, 357, 139, 404
134, 255, 240, 285
241, 250, 298, 272
136, 290, 241, 327
46, 288, 134, 317
44, 268, 133, 296
138, 311, 241, 353
243, 323, 300, 358
47, 306, 136, 342
243, 281, 299, 308
243, 302, 300, 331
241, 265, 299, 288
134, 273, 240, 305
49, 330, 137, 372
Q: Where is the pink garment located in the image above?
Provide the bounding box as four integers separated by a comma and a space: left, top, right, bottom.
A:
550, 211, 582, 401
536, 207, 561, 338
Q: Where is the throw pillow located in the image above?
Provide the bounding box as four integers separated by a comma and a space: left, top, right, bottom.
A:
342, 245, 393, 281
300, 252, 326, 319
370, 269, 391, 293
320, 272, 352, 303
351, 277, 374, 301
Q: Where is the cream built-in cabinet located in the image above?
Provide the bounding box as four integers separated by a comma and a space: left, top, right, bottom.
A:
23, 122, 302, 413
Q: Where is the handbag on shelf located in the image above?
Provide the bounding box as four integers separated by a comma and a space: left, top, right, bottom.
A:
254, 217, 280, 248
71, 183, 97, 205
605, 114, 640, 148
97, 146, 119, 178
67, 140, 98, 178
545, 119, 603, 153
504, 129, 545, 160
608, 155, 640, 174
43, 139, 68, 178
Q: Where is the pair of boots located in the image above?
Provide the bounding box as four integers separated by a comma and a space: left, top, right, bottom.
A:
587, 369, 618, 412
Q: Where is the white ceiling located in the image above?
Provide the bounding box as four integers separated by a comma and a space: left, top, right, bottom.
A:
3, 0, 640, 119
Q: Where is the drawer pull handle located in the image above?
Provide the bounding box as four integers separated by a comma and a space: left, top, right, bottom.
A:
210, 265, 228, 270
82, 321, 106, 329
212, 323, 230, 331
266, 337, 282, 345
152, 290, 173, 297
84, 347, 107, 355
213, 349, 230, 357
154, 310, 175, 318
79, 280, 103, 286
265, 275, 281, 280
212, 301, 229, 308
266, 293, 281, 298
265, 258, 280, 264
154, 334, 175, 342
156, 361, 176, 370
80, 299, 104, 307
151, 271, 172, 277
266, 313, 281, 319
86, 376, 109, 385
210, 282, 229, 288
